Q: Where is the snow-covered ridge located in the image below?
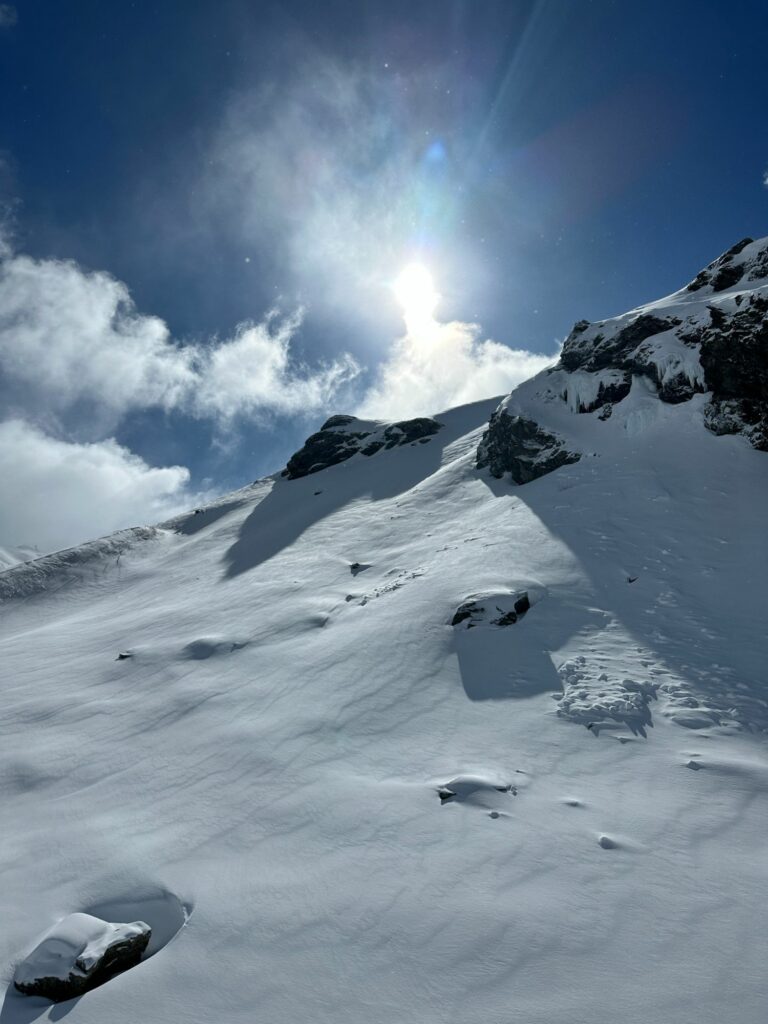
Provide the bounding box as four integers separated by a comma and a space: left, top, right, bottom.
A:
0, 526, 160, 602
478, 235, 768, 482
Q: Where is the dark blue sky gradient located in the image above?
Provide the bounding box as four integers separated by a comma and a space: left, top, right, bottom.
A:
1, 0, 767, 488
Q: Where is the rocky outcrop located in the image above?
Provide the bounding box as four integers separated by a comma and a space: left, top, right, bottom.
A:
685, 237, 754, 292
283, 415, 443, 479
477, 236, 768, 484
14, 913, 151, 1002
698, 294, 768, 449
476, 411, 580, 483
560, 313, 681, 373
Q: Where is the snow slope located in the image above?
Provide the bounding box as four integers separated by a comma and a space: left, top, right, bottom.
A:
1, 252, 768, 1023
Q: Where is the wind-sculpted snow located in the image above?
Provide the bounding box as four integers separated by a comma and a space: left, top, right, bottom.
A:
0, 526, 160, 601
1, 251, 768, 1022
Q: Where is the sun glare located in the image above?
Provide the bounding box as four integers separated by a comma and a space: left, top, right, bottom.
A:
393, 262, 439, 332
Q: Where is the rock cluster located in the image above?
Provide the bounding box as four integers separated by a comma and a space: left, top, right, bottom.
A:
477, 236, 768, 483
283, 415, 443, 479
451, 592, 531, 628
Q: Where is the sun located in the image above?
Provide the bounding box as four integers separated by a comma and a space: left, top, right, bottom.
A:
393, 262, 439, 332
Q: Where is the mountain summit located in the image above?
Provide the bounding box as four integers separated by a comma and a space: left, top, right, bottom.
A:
478, 235, 768, 483
0, 238, 766, 1024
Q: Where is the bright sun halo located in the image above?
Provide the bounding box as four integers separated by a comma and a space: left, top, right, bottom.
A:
393, 263, 439, 331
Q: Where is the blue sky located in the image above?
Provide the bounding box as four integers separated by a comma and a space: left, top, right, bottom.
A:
0, 0, 767, 553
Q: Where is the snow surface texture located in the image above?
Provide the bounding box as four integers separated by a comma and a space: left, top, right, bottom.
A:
1, 241, 768, 1023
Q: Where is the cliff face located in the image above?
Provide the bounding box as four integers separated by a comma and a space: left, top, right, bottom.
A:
478, 237, 768, 482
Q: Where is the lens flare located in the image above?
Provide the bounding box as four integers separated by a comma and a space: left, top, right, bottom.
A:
393, 263, 439, 333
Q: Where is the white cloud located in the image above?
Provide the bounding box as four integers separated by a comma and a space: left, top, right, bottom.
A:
0, 251, 194, 423
356, 317, 556, 420
0, 5, 16, 29
194, 312, 360, 421
0, 419, 197, 554
0, 246, 360, 430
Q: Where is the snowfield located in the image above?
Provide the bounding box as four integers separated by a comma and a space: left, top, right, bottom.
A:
1, 240, 768, 1022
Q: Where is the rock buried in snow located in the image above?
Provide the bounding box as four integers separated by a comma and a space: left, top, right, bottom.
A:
451, 590, 534, 628
14, 913, 151, 1002
436, 775, 516, 805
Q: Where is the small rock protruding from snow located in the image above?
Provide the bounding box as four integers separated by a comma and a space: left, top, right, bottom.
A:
436, 776, 515, 805
451, 590, 536, 628
14, 913, 151, 1002
598, 835, 619, 850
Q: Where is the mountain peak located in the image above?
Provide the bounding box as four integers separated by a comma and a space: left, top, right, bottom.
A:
478, 235, 768, 482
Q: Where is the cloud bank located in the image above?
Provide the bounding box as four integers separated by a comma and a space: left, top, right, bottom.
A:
0, 240, 361, 558
0, 419, 195, 555
357, 317, 555, 420
0, 247, 360, 430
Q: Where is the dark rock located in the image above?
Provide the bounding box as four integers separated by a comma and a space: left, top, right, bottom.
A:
14, 914, 151, 1002
451, 603, 479, 626
686, 237, 753, 292
116, 652, 132, 661
283, 416, 443, 479
698, 293, 768, 448
491, 609, 518, 626
711, 262, 745, 292
477, 411, 580, 484
320, 414, 356, 429
452, 592, 531, 628
561, 314, 679, 374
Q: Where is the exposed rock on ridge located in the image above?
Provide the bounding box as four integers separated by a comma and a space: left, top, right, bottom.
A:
283, 415, 443, 479
477, 235, 768, 482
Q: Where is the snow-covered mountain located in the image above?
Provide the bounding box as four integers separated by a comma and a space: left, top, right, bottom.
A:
1, 238, 767, 1024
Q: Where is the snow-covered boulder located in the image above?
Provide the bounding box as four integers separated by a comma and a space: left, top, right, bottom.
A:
283, 414, 443, 479
14, 913, 151, 1001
